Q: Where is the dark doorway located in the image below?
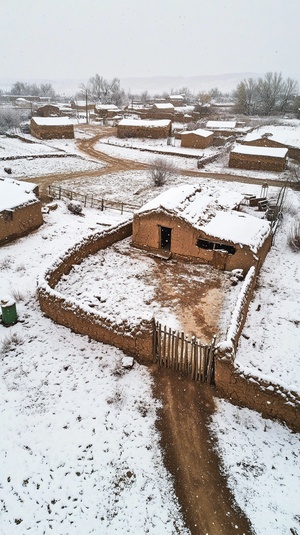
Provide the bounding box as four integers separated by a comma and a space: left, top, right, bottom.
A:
160, 226, 172, 251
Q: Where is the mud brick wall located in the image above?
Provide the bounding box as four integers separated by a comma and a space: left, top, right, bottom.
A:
214, 354, 300, 432
229, 151, 286, 172
30, 120, 74, 139
118, 123, 171, 139
0, 201, 43, 245
37, 221, 154, 364
215, 267, 300, 432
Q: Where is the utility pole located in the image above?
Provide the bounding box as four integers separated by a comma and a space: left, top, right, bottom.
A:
85, 89, 89, 124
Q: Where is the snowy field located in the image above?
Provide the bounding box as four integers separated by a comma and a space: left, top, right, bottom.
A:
95, 133, 290, 182
0, 206, 190, 534
236, 188, 300, 393
0, 135, 62, 158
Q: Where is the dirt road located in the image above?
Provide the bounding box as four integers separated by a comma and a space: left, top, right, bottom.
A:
29, 125, 256, 533
152, 368, 253, 535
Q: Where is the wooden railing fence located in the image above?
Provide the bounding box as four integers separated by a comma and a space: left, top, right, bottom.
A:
153, 321, 216, 384
48, 185, 140, 214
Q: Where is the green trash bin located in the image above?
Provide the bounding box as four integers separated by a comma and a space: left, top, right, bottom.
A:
1, 297, 18, 326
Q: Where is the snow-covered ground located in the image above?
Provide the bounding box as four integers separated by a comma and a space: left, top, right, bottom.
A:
0, 206, 190, 534
1, 125, 300, 534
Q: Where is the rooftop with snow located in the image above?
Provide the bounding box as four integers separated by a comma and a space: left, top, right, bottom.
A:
0, 177, 39, 212
137, 184, 271, 251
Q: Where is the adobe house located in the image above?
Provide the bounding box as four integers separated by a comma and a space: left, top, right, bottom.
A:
117, 119, 172, 139
229, 145, 288, 172
30, 117, 75, 139
242, 132, 300, 161
34, 104, 62, 117
70, 100, 96, 113
181, 128, 214, 149
132, 184, 272, 272
0, 177, 43, 245
206, 120, 237, 137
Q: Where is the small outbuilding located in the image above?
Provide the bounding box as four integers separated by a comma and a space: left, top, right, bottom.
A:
181, 128, 214, 149
117, 119, 172, 139
30, 117, 75, 139
229, 145, 288, 172
0, 177, 43, 244
206, 120, 237, 136
132, 184, 272, 272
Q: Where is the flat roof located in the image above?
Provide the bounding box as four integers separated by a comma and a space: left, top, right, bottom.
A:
0, 177, 38, 212
31, 117, 74, 127
231, 145, 288, 158
181, 128, 213, 138
206, 120, 236, 129
118, 119, 171, 128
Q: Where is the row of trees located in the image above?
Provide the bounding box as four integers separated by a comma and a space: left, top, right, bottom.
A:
234, 72, 299, 116
7, 81, 57, 98
78, 74, 126, 106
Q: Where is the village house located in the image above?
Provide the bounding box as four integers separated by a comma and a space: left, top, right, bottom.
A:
132, 184, 272, 272
181, 128, 214, 149
241, 131, 300, 161
206, 120, 237, 137
117, 118, 172, 139
168, 94, 185, 106
30, 117, 75, 139
34, 104, 62, 117
0, 177, 43, 245
229, 144, 288, 172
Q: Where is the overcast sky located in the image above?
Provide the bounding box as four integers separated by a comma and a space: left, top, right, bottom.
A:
1, 0, 300, 85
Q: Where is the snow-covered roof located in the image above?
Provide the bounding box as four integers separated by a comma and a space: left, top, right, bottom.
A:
231, 145, 288, 158
181, 128, 213, 138
153, 103, 174, 110
95, 104, 119, 110
206, 120, 237, 129
31, 117, 74, 127
137, 184, 270, 251
0, 177, 39, 212
243, 126, 300, 149
169, 95, 184, 100
119, 119, 171, 128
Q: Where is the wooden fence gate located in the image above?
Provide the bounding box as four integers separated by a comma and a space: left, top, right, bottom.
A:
153, 321, 216, 384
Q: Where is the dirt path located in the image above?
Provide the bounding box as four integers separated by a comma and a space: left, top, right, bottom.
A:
152, 368, 253, 535
27, 125, 257, 533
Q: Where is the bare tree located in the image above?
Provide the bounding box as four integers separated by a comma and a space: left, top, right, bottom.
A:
0, 109, 21, 133
148, 158, 177, 187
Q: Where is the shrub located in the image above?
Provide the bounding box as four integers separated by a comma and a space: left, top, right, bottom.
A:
148, 157, 177, 187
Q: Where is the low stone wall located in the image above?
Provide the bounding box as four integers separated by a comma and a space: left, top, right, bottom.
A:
215, 266, 300, 432
37, 221, 154, 364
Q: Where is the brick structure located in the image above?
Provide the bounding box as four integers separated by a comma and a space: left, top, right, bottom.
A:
30, 117, 74, 139
229, 145, 288, 172
181, 128, 214, 149
132, 184, 272, 272
242, 133, 300, 161
0, 178, 43, 244
117, 119, 172, 139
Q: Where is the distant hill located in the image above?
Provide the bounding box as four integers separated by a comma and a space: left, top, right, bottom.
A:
0, 72, 262, 97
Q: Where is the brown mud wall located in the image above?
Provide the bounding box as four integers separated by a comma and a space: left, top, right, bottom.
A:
215, 266, 300, 432
37, 221, 154, 364
0, 201, 43, 245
